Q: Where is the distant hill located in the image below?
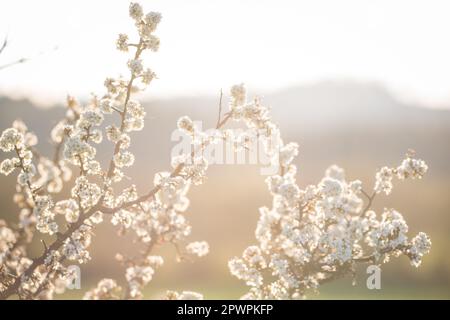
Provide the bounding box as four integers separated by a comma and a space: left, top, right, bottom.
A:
1, 80, 449, 170
266, 81, 450, 132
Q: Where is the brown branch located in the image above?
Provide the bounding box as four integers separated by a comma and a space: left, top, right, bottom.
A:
0, 202, 102, 299
361, 189, 376, 215
105, 39, 144, 180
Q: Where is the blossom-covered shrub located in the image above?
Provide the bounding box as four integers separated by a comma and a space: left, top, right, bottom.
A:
0, 2, 431, 300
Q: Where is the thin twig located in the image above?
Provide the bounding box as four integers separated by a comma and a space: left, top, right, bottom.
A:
216, 89, 223, 128
0, 36, 7, 55
361, 189, 376, 215
0, 57, 28, 71
41, 240, 48, 252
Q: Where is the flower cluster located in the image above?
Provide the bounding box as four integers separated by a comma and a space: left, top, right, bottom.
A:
374, 151, 427, 195
186, 241, 210, 257
0, 122, 37, 183
123, 255, 164, 299
83, 279, 122, 300
225, 85, 432, 299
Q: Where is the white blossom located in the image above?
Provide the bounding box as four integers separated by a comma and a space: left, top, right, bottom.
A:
408, 232, 432, 267
146, 255, 164, 268
374, 166, 393, 195
230, 83, 246, 107
0, 158, 17, 176
77, 110, 103, 129
129, 2, 143, 20
54, 199, 79, 224
144, 12, 162, 32
71, 176, 102, 209
125, 265, 155, 299
128, 59, 143, 77
0, 128, 24, 152
99, 98, 113, 114
319, 177, 343, 197
106, 125, 122, 142
325, 164, 345, 181
143, 35, 160, 52
63, 136, 96, 164
116, 33, 129, 52
113, 151, 135, 168
397, 157, 428, 179
279, 142, 299, 167
186, 241, 209, 257
177, 116, 195, 134
142, 68, 156, 84
83, 279, 122, 300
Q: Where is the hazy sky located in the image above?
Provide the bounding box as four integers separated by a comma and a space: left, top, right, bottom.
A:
0, 0, 449, 107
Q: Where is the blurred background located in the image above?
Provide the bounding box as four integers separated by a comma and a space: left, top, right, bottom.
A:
0, 0, 449, 299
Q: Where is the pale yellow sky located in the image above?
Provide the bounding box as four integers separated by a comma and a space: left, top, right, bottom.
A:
0, 0, 450, 107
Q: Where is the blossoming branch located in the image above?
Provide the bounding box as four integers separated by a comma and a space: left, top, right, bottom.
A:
225, 85, 431, 299
0, 2, 431, 300
0, 2, 214, 300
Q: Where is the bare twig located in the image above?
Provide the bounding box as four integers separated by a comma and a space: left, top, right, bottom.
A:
0, 57, 28, 71
216, 88, 223, 128
0, 36, 7, 55
361, 189, 376, 215
0, 38, 58, 71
